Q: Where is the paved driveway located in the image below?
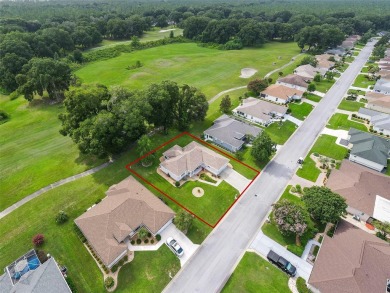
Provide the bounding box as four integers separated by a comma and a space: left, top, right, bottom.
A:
220, 167, 251, 193
249, 231, 313, 280
161, 224, 199, 267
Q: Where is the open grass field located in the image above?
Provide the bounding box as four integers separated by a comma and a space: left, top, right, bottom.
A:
296, 135, 348, 182
264, 120, 297, 145
115, 246, 180, 293
288, 102, 314, 120
352, 74, 376, 89
337, 99, 365, 112
327, 113, 368, 132
222, 252, 290, 293
0, 95, 104, 210
76, 42, 301, 98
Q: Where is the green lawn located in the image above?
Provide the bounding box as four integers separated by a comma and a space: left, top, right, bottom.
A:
345, 56, 354, 63
222, 252, 290, 293
76, 42, 300, 98
140, 27, 183, 42
262, 186, 323, 257
288, 102, 314, 120
314, 79, 335, 93
131, 135, 249, 225
386, 160, 390, 176
0, 95, 104, 210
305, 93, 322, 103
337, 99, 365, 112
296, 135, 348, 182
264, 120, 297, 145
268, 54, 307, 81
327, 113, 367, 132
115, 246, 180, 293
352, 74, 376, 89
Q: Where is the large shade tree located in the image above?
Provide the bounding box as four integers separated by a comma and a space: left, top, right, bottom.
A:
251, 132, 276, 163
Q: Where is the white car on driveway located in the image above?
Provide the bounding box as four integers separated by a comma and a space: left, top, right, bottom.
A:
166, 237, 184, 257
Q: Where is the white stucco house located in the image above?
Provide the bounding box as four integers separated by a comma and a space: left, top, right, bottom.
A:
160, 141, 229, 181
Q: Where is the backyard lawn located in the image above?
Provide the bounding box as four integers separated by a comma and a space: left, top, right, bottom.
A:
288, 102, 314, 120
337, 99, 365, 112
327, 113, 367, 132
264, 120, 297, 145
76, 42, 301, 98
305, 93, 322, 103
115, 246, 180, 293
222, 252, 290, 293
296, 135, 348, 182
352, 74, 376, 89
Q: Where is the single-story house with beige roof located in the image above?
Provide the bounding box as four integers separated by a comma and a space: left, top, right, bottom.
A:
374, 78, 390, 95
294, 64, 327, 79
75, 176, 175, 268
365, 91, 390, 114
378, 70, 390, 80
326, 160, 390, 223
233, 97, 287, 125
276, 74, 310, 92
315, 54, 336, 70
160, 141, 229, 182
260, 84, 304, 104
308, 220, 390, 293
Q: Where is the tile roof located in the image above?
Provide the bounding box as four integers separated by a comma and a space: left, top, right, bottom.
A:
294, 64, 326, 79
326, 160, 390, 216
161, 141, 229, 177
277, 74, 310, 88
204, 114, 261, 149
75, 176, 175, 266
261, 84, 304, 100
309, 220, 390, 293
348, 128, 390, 166
365, 92, 390, 109
234, 98, 287, 122
0, 258, 71, 293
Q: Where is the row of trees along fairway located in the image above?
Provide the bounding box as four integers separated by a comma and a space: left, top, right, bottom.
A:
59, 81, 208, 158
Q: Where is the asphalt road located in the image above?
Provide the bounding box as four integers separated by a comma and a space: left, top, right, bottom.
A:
163, 41, 375, 293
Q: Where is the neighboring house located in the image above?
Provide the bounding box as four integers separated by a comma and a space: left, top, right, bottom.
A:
326, 160, 390, 223
325, 47, 346, 56
75, 176, 175, 268
294, 64, 326, 79
374, 78, 390, 94
315, 54, 336, 71
260, 84, 304, 104
204, 115, 261, 153
379, 64, 390, 71
347, 128, 390, 172
308, 220, 390, 293
357, 108, 390, 136
276, 74, 310, 92
378, 70, 390, 80
0, 250, 71, 293
365, 92, 390, 114
341, 40, 354, 50
160, 141, 229, 181
232, 97, 287, 125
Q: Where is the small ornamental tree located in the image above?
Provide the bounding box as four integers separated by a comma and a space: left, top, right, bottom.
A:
137, 135, 154, 167
313, 73, 322, 82
138, 227, 149, 240
174, 210, 193, 234
220, 95, 232, 113
374, 221, 390, 240
308, 83, 316, 92
247, 79, 268, 95
302, 186, 347, 224
325, 71, 335, 81
104, 277, 115, 289
251, 132, 276, 163
273, 200, 308, 246
32, 234, 45, 246
55, 210, 69, 224
300, 55, 318, 67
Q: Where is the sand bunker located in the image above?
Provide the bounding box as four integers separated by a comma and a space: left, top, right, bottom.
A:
159, 28, 176, 33
240, 68, 258, 78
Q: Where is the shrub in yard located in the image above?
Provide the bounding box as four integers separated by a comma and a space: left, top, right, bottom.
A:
296, 184, 302, 194
313, 152, 319, 157
118, 259, 125, 266
111, 265, 118, 273
144, 239, 149, 244
147, 232, 152, 237
55, 210, 68, 224
123, 255, 128, 262
156, 234, 161, 241
66, 276, 78, 293
138, 227, 149, 240
105, 277, 115, 289
151, 239, 155, 244
136, 239, 142, 244
290, 186, 297, 193
36, 250, 48, 263
130, 240, 135, 245
95, 198, 102, 204
32, 234, 45, 247
326, 224, 336, 237
175, 181, 180, 187
296, 277, 311, 293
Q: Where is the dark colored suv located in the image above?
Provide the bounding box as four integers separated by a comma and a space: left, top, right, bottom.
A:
267, 250, 297, 277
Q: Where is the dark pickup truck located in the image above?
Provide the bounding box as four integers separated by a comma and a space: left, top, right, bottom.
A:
267, 250, 297, 277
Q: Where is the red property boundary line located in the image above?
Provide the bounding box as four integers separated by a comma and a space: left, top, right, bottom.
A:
125, 132, 261, 228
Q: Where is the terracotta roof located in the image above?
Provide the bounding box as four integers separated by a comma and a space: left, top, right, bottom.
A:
277, 74, 310, 88
261, 84, 304, 100
326, 160, 390, 216
161, 141, 229, 177
365, 92, 390, 109
235, 97, 287, 121
75, 176, 175, 266
309, 220, 390, 293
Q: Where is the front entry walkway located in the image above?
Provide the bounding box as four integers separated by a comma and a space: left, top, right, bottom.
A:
220, 167, 251, 193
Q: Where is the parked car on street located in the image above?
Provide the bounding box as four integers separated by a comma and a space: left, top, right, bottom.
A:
267, 250, 297, 277
166, 237, 184, 257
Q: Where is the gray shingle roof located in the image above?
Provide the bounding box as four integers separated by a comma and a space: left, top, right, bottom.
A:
0, 258, 71, 293
358, 108, 381, 117
374, 78, 390, 92
204, 115, 262, 149
348, 128, 390, 166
